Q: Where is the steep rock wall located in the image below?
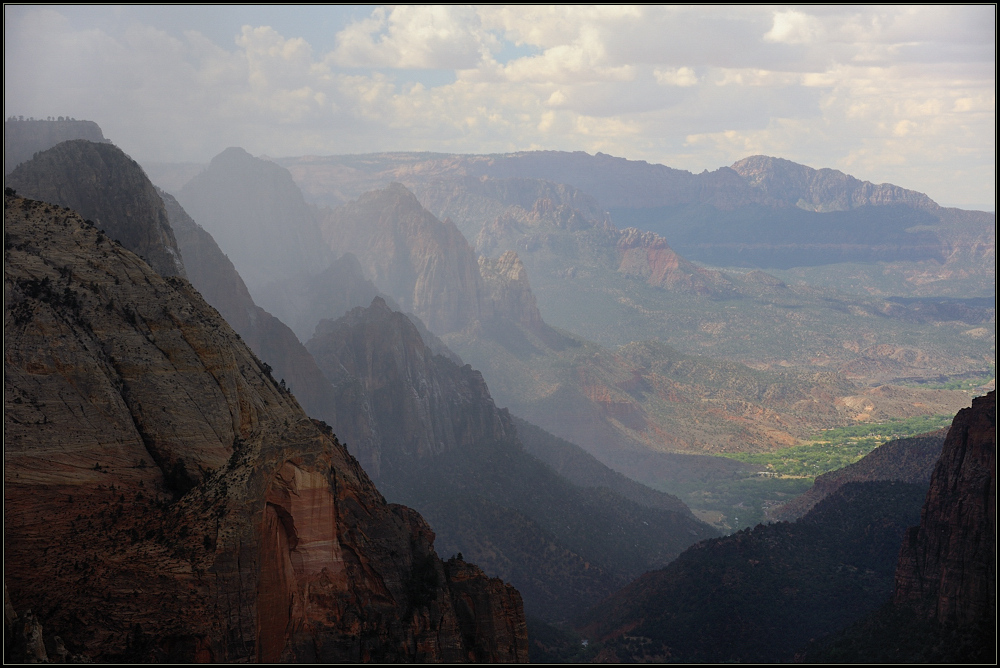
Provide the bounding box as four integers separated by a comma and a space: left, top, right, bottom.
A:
893, 391, 995, 625
4, 193, 528, 662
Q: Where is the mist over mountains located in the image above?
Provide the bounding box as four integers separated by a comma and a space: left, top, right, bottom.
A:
4, 118, 994, 662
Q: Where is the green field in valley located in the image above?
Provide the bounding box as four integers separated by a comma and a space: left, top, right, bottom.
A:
720, 414, 958, 477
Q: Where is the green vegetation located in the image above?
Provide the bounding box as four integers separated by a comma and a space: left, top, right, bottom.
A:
663, 475, 814, 532
721, 414, 955, 478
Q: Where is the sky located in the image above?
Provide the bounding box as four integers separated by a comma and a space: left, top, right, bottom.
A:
4, 5, 996, 210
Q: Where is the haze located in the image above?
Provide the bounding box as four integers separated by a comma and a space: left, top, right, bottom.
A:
4, 5, 994, 211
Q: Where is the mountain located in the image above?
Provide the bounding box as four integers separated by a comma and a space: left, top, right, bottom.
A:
303, 297, 717, 621
772, 429, 948, 521
277, 152, 993, 389
578, 480, 928, 663
730, 155, 937, 212
4, 192, 528, 662
6, 140, 185, 278
319, 183, 489, 335
808, 391, 995, 662
161, 189, 341, 425
4, 117, 109, 175
177, 147, 332, 300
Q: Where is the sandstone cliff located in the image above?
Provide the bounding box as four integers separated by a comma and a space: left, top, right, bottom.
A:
4, 193, 528, 662
806, 393, 995, 662
6, 140, 185, 277
303, 297, 717, 621
320, 183, 488, 335
893, 391, 995, 624
306, 297, 512, 480
731, 155, 938, 212
161, 189, 341, 429
177, 147, 331, 298
4, 118, 109, 175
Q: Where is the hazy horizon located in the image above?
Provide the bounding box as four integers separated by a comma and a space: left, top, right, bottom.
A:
5, 5, 996, 210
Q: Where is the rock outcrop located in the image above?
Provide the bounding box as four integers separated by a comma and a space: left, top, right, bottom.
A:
320, 183, 489, 335
731, 155, 938, 212
161, 189, 341, 428
4, 193, 528, 662
304, 297, 717, 621
805, 393, 995, 662
478, 252, 544, 330
306, 296, 512, 480
893, 391, 995, 624
4, 118, 109, 174
177, 147, 332, 297
6, 140, 185, 277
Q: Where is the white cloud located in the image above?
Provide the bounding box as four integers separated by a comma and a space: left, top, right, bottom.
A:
654, 67, 698, 87
3, 5, 994, 208
764, 10, 823, 45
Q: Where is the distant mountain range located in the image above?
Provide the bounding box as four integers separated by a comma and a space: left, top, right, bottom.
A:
4, 119, 994, 662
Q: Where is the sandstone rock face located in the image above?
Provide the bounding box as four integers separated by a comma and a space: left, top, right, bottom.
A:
177, 147, 331, 297
731, 155, 938, 212
320, 183, 488, 335
6, 140, 185, 277
615, 227, 727, 293
893, 391, 996, 625
772, 430, 947, 522
4, 194, 528, 662
478, 252, 544, 330
303, 297, 717, 622
162, 188, 340, 430
306, 297, 512, 479
4, 118, 109, 174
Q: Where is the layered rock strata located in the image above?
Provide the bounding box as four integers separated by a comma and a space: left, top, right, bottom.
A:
4, 193, 528, 662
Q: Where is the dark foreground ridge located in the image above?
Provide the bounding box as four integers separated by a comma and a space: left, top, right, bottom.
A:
3, 192, 528, 662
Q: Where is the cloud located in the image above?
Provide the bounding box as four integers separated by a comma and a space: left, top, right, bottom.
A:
764, 10, 823, 45
3, 5, 993, 208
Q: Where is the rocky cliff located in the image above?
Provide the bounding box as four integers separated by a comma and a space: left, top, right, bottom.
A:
478, 252, 545, 330
894, 391, 995, 624
4, 118, 109, 175
161, 189, 341, 428
320, 183, 488, 335
177, 147, 331, 298
304, 298, 717, 621
731, 155, 938, 212
806, 392, 995, 662
306, 297, 512, 480
6, 140, 185, 277
3, 193, 528, 662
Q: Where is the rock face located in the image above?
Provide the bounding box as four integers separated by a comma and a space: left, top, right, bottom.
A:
320, 183, 489, 335
893, 391, 996, 624
6, 140, 185, 277
4, 193, 528, 662
478, 252, 544, 330
772, 430, 947, 521
177, 147, 331, 297
161, 189, 341, 428
806, 393, 995, 662
306, 297, 511, 480
731, 155, 937, 212
304, 298, 717, 621
4, 118, 109, 174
